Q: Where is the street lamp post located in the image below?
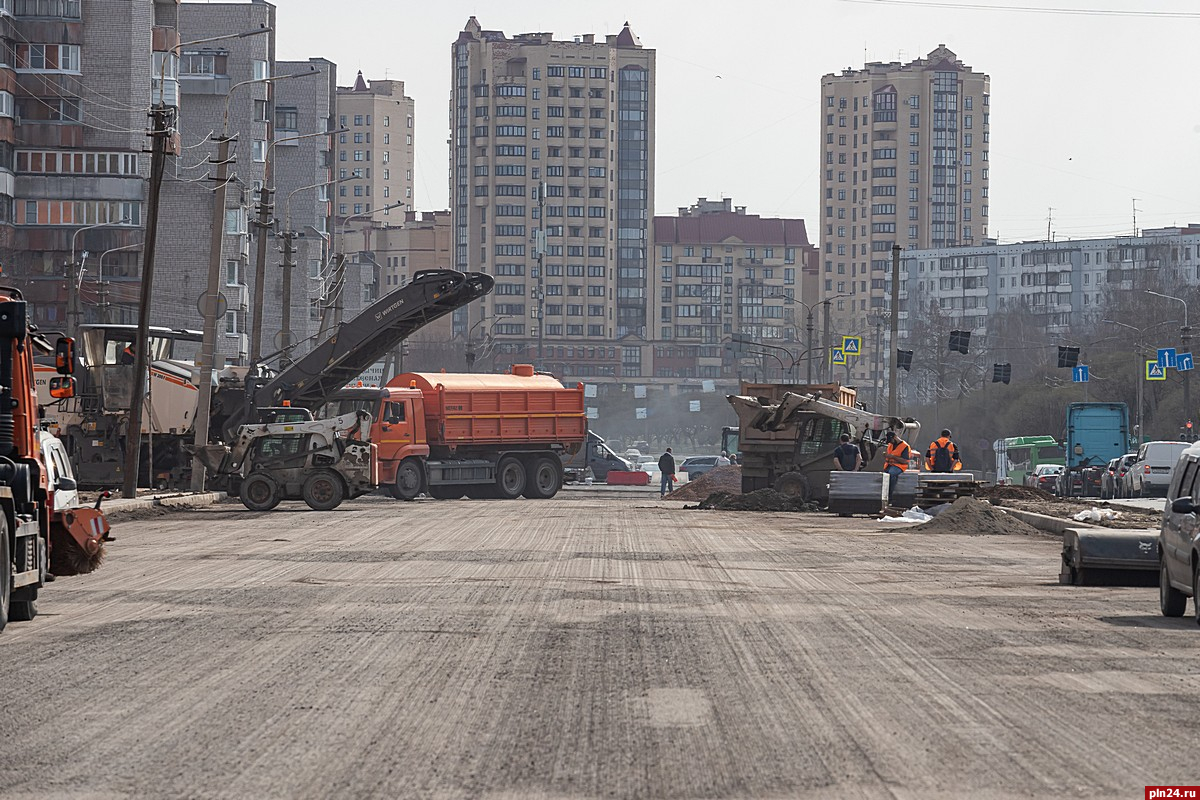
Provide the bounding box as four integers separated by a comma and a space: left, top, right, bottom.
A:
821, 294, 850, 383
323, 201, 407, 335
465, 314, 513, 373
1103, 318, 1179, 444
1145, 289, 1191, 429
96, 243, 141, 323
68, 219, 130, 336
191, 65, 322, 492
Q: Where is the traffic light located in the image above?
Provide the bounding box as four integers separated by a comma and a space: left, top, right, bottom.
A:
1057, 345, 1081, 368
896, 349, 913, 372
992, 363, 1011, 384
949, 330, 970, 354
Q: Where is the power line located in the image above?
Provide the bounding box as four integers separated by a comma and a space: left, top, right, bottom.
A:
839, 0, 1200, 17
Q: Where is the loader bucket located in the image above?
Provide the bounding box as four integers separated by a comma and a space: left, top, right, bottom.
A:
1060, 527, 1159, 587
193, 444, 235, 476
49, 507, 109, 576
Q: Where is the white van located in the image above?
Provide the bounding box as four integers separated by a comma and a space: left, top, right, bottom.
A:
1131, 440, 1190, 497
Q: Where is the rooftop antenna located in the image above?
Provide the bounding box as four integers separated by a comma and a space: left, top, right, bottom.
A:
1046, 207, 1054, 242
1132, 198, 1140, 236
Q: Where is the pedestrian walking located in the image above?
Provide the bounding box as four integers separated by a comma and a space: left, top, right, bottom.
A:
658, 447, 676, 498
832, 433, 863, 471
925, 428, 962, 473
883, 430, 911, 499
717, 450, 731, 467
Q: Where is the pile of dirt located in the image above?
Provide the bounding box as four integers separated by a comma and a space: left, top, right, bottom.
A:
911, 496, 1042, 536
975, 485, 1057, 503
668, 465, 743, 501
690, 489, 820, 513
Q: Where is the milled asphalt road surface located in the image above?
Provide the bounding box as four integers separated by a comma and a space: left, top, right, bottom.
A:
1, 493, 1195, 799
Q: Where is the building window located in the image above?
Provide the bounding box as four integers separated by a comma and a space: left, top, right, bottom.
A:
251, 59, 268, 82
15, 43, 80, 72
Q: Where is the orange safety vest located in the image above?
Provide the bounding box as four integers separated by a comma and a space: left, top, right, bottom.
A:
926, 436, 961, 471
884, 440, 910, 471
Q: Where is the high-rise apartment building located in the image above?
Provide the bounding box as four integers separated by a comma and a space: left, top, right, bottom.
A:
335, 72, 414, 223
3, 0, 178, 330
449, 17, 655, 377
651, 198, 818, 382
820, 45, 989, 382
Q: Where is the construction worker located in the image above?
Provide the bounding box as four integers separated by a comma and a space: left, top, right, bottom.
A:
833, 433, 863, 471
119, 341, 136, 365
883, 430, 911, 499
658, 446, 676, 499
925, 428, 962, 473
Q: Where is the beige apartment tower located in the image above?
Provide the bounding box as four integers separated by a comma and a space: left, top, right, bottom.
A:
450, 17, 655, 378
335, 72, 415, 223
819, 45, 989, 381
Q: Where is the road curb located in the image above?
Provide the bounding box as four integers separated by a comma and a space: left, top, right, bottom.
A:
999, 507, 1092, 536
103, 491, 228, 515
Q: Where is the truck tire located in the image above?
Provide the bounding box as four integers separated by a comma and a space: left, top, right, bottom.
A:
9, 588, 35, 622
0, 514, 10, 632
495, 457, 527, 499
523, 457, 561, 499
302, 470, 346, 511
389, 458, 424, 501
1161, 559, 1187, 617
774, 471, 812, 501
241, 473, 281, 512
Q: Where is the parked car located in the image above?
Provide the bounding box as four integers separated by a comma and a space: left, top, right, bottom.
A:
1157, 441, 1200, 617
1130, 441, 1190, 498
1114, 452, 1138, 498
680, 456, 720, 481
1032, 463, 1064, 495
1100, 457, 1123, 499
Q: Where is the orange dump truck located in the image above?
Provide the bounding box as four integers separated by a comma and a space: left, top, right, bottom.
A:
349, 365, 586, 501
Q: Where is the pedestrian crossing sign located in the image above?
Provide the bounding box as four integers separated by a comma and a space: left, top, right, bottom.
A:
1147, 360, 1167, 381
831, 348, 846, 365
842, 336, 862, 356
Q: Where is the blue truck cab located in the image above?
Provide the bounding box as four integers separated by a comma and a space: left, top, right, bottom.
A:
1062, 402, 1130, 497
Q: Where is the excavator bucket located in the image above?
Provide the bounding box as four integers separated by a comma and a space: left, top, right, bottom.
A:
49, 507, 109, 576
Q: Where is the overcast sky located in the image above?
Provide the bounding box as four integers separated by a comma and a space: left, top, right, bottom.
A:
265, 0, 1200, 244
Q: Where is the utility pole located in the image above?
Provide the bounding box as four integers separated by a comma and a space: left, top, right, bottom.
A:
1184, 324, 1192, 430
888, 244, 901, 417
249, 185, 273, 363
190, 132, 235, 493
872, 315, 883, 410
122, 103, 175, 498
805, 308, 815, 384
65, 260, 80, 338
318, 253, 345, 339
280, 230, 295, 367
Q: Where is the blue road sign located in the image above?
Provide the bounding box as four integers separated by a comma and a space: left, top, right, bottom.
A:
1180, 353, 1195, 372
1158, 348, 1178, 369
1072, 365, 1089, 383
831, 348, 846, 365
842, 336, 861, 356
1147, 361, 1167, 381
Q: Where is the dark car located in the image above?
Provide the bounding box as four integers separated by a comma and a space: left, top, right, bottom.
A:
680, 456, 719, 481
1036, 464, 1064, 495
1100, 457, 1122, 499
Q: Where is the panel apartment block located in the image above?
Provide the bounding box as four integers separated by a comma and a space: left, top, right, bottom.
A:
450, 17, 655, 378
4, 0, 175, 330
652, 198, 818, 383
820, 45, 989, 381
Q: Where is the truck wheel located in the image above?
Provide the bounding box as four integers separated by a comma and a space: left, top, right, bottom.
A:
302, 470, 346, 511
9, 588, 36, 622
523, 457, 561, 499
241, 473, 281, 512
495, 457, 527, 499
774, 471, 812, 501
389, 459, 424, 501
1161, 560, 1187, 617
0, 515, 10, 632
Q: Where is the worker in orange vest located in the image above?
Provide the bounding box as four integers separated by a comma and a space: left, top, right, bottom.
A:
925, 429, 962, 473
882, 430, 911, 500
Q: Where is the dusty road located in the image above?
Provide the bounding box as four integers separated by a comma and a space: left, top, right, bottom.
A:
1, 494, 1196, 799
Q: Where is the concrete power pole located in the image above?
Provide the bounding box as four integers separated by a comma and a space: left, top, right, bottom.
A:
122, 103, 175, 498
280, 230, 295, 367
190, 133, 235, 493
249, 185, 273, 364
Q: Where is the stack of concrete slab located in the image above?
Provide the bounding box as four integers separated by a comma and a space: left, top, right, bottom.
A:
915, 472, 980, 507
827, 471, 889, 516
891, 471, 920, 509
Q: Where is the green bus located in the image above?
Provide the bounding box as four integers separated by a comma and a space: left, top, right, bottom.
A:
994, 435, 1066, 486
